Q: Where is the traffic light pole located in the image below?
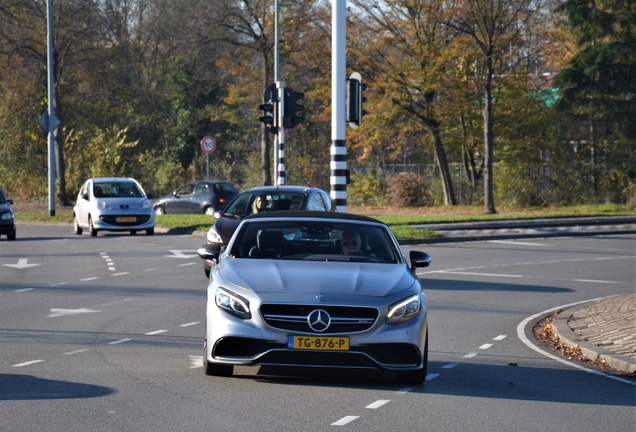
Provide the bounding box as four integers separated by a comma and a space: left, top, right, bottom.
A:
274, 0, 284, 186
276, 82, 286, 186
331, 0, 347, 212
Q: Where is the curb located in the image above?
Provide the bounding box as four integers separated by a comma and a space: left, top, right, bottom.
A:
552, 298, 636, 374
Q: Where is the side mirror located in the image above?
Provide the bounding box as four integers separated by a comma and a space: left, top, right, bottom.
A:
147, 193, 154, 200
7, 199, 13, 205
198, 243, 223, 261
410, 250, 431, 271
81, 193, 89, 201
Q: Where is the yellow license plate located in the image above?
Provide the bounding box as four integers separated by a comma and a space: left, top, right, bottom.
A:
287, 335, 349, 351
117, 217, 137, 222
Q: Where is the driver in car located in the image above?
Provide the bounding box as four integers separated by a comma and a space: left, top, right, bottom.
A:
341, 231, 362, 255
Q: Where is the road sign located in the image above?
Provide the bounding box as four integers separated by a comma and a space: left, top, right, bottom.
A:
200, 136, 216, 154
38, 111, 60, 133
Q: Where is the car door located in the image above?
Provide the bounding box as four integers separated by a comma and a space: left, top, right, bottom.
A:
171, 183, 195, 213
190, 182, 211, 213
76, 181, 91, 226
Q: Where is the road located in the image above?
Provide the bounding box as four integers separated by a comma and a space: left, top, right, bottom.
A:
1, 226, 634, 431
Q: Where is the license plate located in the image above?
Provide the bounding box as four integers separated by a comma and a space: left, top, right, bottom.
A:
287, 335, 349, 351
117, 217, 137, 222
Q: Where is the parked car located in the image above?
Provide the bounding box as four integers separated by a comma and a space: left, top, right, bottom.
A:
73, 177, 155, 236
0, 187, 16, 241
202, 185, 336, 277
153, 180, 238, 215
197, 211, 432, 383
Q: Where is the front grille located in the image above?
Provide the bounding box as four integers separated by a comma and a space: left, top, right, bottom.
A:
100, 215, 151, 226
260, 304, 378, 334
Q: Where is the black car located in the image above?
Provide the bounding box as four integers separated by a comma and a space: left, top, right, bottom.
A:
153, 181, 238, 215
202, 185, 336, 277
0, 187, 16, 241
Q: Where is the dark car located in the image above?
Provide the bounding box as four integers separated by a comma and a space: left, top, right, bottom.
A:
0, 187, 16, 241
154, 181, 238, 215
202, 185, 335, 277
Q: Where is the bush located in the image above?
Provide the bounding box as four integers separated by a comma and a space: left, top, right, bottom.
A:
389, 173, 432, 207
348, 170, 389, 207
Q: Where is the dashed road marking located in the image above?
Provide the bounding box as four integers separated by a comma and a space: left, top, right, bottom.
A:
366, 400, 390, 409
13, 360, 44, 367
463, 352, 477, 358
145, 330, 168, 335
442, 363, 459, 369
426, 373, 440, 380
108, 339, 132, 345
494, 335, 507, 341
479, 343, 493, 349
180, 322, 199, 327
332, 416, 359, 426
15, 288, 34, 292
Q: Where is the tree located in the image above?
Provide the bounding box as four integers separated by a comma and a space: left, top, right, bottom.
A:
553, 0, 636, 193
349, 0, 461, 206
448, 0, 548, 213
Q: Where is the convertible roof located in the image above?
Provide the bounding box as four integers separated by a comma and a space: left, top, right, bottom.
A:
245, 210, 382, 224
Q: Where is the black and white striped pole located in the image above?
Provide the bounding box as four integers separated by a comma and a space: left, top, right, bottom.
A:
331, 0, 347, 212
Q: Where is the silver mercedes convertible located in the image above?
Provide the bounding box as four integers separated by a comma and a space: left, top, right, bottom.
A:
198, 211, 432, 384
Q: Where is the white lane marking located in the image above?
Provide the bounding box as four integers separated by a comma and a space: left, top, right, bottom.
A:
13, 360, 44, 367
463, 353, 477, 358
15, 288, 34, 292
366, 400, 390, 409
108, 267, 116, 271
189, 355, 203, 368
108, 339, 132, 345
426, 373, 440, 380
3, 259, 41, 269
571, 279, 617, 284
165, 250, 198, 259
49, 283, 67, 286
112, 272, 130, 276
517, 295, 636, 386
145, 330, 168, 335
332, 416, 359, 426
479, 344, 493, 349
81, 277, 99, 281
442, 363, 459, 369
64, 349, 90, 355
444, 271, 524, 278
494, 335, 507, 341
48, 308, 101, 318
488, 240, 548, 246
396, 386, 416, 393
145, 268, 161, 272
180, 322, 200, 327
179, 262, 197, 267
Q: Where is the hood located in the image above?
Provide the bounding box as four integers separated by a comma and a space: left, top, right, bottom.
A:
217, 259, 416, 297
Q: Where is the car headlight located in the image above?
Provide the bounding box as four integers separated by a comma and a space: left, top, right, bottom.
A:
387, 294, 421, 325
207, 226, 222, 243
215, 287, 251, 319
97, 200, 111, 209
139, 200, 151, 209
1, 212, 14, 220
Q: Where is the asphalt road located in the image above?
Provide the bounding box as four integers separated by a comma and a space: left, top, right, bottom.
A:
1, 226, 634, 431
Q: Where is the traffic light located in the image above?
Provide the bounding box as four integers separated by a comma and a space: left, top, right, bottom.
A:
259, 83, 279, 134
347, 72, 367, 129
284, 88, 305, 129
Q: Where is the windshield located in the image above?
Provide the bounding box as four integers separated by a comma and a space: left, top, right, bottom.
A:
94, 181, 144, 198
224, 191, 305, 218
229, 220, 399, 263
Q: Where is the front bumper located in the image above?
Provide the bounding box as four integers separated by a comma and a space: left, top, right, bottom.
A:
205, 300, 428, 372
91, 211, 155, 230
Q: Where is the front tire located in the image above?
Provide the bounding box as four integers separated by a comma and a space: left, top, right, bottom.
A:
146, 228, 154, 235
154, 206, 165, 215
73, 215, 83, 235
204, 206, 215, 216
89, 216, 98, 237
7, 229, 16, 241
